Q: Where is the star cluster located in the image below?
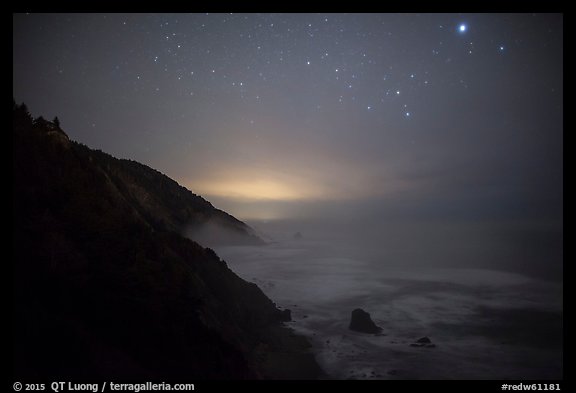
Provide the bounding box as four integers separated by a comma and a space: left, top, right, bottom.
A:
13, 13, 562, 219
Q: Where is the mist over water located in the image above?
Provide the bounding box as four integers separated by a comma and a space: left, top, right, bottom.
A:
13, 12, 563, 381
215, 216, 562, 379
257, 216, 563, 280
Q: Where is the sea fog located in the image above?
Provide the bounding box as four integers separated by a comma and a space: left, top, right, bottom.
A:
214, 217, 563, 380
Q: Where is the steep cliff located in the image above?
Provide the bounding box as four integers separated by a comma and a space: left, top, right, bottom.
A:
12, 103, 320, 379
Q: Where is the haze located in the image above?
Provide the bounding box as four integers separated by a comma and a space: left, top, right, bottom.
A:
13, 13, 563, 379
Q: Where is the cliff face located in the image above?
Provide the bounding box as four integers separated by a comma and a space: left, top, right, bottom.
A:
12, 104, 319, 379
73, 141, 262, 247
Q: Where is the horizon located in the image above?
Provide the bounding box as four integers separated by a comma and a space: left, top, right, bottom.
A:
13, 13, 562, 224
13, 12, 564, 381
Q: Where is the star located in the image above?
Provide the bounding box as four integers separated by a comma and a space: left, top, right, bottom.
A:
458, 24, 467, 33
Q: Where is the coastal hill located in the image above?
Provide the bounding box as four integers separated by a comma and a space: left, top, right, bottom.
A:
12, 102, 321, 379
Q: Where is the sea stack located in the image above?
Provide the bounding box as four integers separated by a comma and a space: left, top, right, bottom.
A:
349, 308, 382, 334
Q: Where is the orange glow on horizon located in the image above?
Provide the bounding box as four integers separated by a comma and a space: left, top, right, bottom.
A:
189, 178, 318, 201
179, 162, 411, 206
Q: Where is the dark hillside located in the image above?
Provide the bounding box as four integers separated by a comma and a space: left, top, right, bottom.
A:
13, 103, 321, 379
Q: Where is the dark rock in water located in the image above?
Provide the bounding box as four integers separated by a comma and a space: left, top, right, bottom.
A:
293, 231, 303, 239
411, 336, 436, 348
349, 308, 382, 334
279, 309, 292, 322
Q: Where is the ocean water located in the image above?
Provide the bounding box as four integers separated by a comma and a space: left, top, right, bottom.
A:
215, 220, 563, 380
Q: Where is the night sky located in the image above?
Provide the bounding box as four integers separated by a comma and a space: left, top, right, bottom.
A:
13, 13, 563, 223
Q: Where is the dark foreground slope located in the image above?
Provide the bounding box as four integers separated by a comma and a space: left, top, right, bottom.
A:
13, 104, 321, 380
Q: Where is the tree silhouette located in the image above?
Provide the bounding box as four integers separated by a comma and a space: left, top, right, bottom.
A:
53, 116, 60, 128
13, 101, 34, 131
20, 103, 30, 116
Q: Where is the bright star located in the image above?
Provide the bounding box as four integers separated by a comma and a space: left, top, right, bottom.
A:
458, 24, 467, 33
